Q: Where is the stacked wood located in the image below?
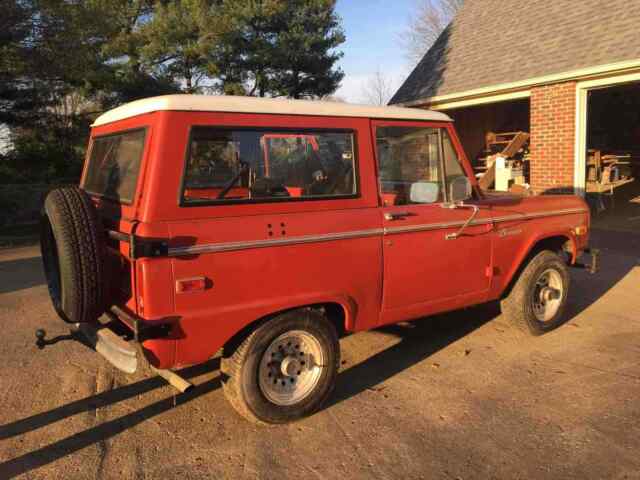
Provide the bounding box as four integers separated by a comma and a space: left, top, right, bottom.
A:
585, 149, 634, 194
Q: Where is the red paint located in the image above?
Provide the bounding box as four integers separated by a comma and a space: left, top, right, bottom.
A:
85, 108, 591, 369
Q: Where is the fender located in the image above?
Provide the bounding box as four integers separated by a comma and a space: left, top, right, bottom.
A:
500, 228, 578, 297
171, 292, 359, 368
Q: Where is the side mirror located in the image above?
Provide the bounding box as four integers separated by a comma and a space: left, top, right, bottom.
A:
449, 176, 472, 204
410, 181, 440, 204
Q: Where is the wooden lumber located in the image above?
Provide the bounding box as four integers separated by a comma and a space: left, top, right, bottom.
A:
501, 132, 530, 158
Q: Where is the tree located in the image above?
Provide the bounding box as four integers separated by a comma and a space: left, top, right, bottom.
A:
399, 0, 464, 64
360, 68, 395, 106
140, 0, 216, 93
210, 0, 345, 98
87, 0, 180, 107
0, 0, 347, 185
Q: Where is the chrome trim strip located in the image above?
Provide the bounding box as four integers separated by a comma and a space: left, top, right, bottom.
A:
493, 208, 588, 223
384, 208, 588, 236
168, 208, 588, 256
384, 217, 492, 235
168, 228, 384, 256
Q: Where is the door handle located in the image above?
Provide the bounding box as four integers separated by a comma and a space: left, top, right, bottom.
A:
384, 211, 413, 221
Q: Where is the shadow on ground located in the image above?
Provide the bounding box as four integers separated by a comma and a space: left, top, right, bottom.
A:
331, 303, 500, 408
0, 359, 221, 479
565, 229, 639, 319
0, 255, 44, 294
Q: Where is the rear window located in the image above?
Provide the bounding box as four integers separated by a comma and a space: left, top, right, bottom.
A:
82, 129, 146, 204
181, 127, 357, 205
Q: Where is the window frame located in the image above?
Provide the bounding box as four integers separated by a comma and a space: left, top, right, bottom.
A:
440, 128, 475, 204
178, 125, 361, 207
82, 127, 148, 206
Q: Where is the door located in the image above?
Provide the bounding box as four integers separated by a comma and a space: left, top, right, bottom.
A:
375, 121, 493, 323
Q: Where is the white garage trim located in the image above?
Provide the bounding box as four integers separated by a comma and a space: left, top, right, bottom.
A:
430, 90, 531, 111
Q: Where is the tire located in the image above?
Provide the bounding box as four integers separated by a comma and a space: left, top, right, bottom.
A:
501, 250, 570, 335
40, 187, 105, 324
221, 308, 340, 424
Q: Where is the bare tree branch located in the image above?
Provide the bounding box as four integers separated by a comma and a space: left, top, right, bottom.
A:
398, 0, 464, 65
360, 68, 395, 106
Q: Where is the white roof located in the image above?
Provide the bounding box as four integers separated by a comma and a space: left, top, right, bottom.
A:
92, 94, 452, 127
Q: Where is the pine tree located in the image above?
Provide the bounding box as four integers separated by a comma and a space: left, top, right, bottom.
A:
209, 0, 345, 98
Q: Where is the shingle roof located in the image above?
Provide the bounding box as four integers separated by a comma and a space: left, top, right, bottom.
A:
390, 0, 640, 105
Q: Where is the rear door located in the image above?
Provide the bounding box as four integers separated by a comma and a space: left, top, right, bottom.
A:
374, 121, 493, 324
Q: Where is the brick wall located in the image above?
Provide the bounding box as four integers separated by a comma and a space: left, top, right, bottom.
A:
529, 82, 577, 194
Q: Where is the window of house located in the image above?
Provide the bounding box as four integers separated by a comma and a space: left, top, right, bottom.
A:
181, 127, 357, 204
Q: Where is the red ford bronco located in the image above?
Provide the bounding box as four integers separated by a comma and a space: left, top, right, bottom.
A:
39, 95, 597, 424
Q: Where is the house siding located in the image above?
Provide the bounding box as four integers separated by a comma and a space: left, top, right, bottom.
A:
529, 82, 576, 193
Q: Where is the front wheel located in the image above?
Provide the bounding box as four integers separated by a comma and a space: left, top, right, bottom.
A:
221, 308, 340, 424
501, 250, 570, 335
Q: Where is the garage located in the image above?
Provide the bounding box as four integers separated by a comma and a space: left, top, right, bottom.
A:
389, 0, 640, 218
582, 81, 640, 231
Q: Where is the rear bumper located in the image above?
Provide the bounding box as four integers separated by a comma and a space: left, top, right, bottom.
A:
74, 306, 175, 373
75, 320, 139, 374
72, 312, 192, 392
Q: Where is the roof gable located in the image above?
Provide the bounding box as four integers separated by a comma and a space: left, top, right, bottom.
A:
391, 0, 640, 105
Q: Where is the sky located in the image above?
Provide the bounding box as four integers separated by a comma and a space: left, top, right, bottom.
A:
334, 0, 419, 103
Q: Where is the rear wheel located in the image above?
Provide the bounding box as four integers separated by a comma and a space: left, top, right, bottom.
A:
501, 250, 570, 335
221, 308, 340, 424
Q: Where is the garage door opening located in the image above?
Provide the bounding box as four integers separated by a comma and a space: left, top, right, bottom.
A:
585, 82, 640, 231
444, 99, 531, 194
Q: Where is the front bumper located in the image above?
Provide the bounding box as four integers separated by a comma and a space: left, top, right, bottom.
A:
571, 248, 600, 274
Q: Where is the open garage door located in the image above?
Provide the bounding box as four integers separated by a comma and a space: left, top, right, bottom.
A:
584, 82, 640, 232
444, 99, 531, 194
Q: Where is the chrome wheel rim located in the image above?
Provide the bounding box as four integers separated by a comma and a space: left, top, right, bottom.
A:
258, 330, 325, 406
532, 268, 564, 322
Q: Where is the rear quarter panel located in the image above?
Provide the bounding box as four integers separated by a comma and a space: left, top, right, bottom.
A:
147, 112, 383, 367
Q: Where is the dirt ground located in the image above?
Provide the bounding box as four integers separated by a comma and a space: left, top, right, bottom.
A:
1, 229, 639, 480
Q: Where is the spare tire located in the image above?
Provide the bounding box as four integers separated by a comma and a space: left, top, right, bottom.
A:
40, 186, 105, 324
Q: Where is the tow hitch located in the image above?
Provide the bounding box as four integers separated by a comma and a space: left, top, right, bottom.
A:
34, 318, 193, 394
572, 248, 600, 274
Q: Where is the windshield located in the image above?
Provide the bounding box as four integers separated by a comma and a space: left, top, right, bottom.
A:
82, 129, 146, 204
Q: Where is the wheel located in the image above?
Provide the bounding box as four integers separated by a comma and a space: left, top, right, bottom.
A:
221, 308, 340, 424
501, 250, 570, 335
40, 187, 105, 324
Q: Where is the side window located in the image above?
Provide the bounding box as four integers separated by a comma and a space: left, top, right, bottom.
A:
376, 126, 443, 206
182, 128, 357, 204
82, 129, 146, 204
